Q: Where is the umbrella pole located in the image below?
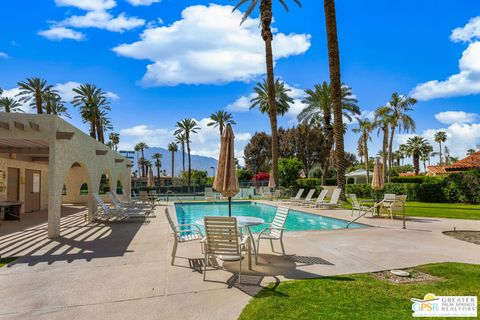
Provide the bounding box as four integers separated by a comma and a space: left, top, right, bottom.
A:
228, 197, 232, 217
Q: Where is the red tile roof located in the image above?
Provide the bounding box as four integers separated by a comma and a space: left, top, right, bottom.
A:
427, 165, 448, 175
446, 151, 480, 171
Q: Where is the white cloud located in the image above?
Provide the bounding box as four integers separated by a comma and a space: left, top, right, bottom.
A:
435, 111, 478, 125
55, 0, 116, 11
451, 16, 480, 42
38, 27, 85, 41
126, 0, 161, 6
113, 4, 311, 86
62, 11, 145, 32
118, 118, 252, 161
0, 52, 9, 59
411, 17, 480, 100
226, 94, 256, 112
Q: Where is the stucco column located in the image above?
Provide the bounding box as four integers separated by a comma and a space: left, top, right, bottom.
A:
48, 142, 64, 238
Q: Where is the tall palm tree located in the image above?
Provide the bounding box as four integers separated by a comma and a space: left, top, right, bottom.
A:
385, 92, 416, 179
404, 136, 431, 175
323, 0, 346, 198
16, 77, 52, 114
233, 0, 301, 187
138, 157, 146, 177
43, 91, 70, 117
298, 82, 359, 184
144, 160, 152, 177
152, 153, 162, 180
71, 83, 110, 141
175, 134, 186, 173
352, 117, 373, 183
174, 118, 200, 189
374, 106, 392, 182
434, 131, 447, 165
250, 78, 293, 116
0, 97, 23, 113
134, 142, 149, 177
109, 132, 120, 151
168, 142, 178, 178
207, 110, 236, 135
421, 144, 433, 172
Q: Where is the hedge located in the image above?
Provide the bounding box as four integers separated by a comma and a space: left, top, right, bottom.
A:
345, 170, 480, 204
295, 178, 322, 191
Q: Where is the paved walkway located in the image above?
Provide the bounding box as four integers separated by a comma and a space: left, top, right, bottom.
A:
1, 202, 479, 319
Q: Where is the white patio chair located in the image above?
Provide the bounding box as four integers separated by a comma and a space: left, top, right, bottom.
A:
298, 189, 316, 206
317, 188, 342, 209
380, 194, 406, 219
109, 192, 154, 212
165, 208, 204, 265
348, 194, 372, 216
92, 193, 150, 222
307, 189, 328, 208
282, 189, 304, 204
256, 205, 290, 259
203, 216, 250, 284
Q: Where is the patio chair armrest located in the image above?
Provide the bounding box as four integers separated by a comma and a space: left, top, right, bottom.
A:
240, 234, 250, 247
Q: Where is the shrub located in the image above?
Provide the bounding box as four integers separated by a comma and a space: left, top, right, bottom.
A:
279, 157, 304, 188
391, 176, 426, 184
443, 170, 480, 204
237, 168, 253, 182
296, 178, 322, 191
325, 178, 337, 186
308, 166, 323, 179
252, 172, 269, 182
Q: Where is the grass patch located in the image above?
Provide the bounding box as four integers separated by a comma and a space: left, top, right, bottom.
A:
0, 257, 16, 268
239, 263, 480, 320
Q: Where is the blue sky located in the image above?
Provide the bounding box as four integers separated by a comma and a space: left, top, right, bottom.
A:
1, 0, 480, 163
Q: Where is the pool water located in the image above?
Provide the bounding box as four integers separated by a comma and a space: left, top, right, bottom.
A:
174, 201, 367, 233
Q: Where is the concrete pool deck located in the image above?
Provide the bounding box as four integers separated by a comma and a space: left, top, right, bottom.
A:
1, 202, 479, 319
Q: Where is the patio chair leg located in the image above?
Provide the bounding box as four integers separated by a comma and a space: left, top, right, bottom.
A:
280, 238, 285, 255
203, 253, 208, 281
171, 239, 178, 265
269, 239, 274, 252
238, 254, 242, 284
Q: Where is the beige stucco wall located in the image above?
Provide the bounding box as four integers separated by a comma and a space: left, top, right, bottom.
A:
0, 158, 49, 213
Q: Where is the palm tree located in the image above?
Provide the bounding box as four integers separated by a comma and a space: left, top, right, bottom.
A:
207, 110, 236, 135
71, 83, 110, 141
250, 78, 294, 116
152, 153, 162, 180
404, 136, 431, 175
175, 134, 186, 173
134, 142, 149, 177
421, 144, 433, 172
43, 91, 70, 117
0, 97, 23, 113
434, 131, 447, 165
298, 82, 359, 184
352, 117, 373, 183
174, 118, 200, 189
385, 92, 416, 179
374, 106, 392, 182
16, 77, 53, 114
323, 0, 346, 198
144, 160, 152, 178
138, 157, 146, 177
168, 142, 178, 177
233, 0, 301, 187
109, 132, 120, 151
467, 149, 476, 156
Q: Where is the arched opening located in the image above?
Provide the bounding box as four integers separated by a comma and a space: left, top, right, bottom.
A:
62, 184, 67, 195
79, 183, 89, 195
62, 162, 91, 205
116, 180, 123, 194
99, 173, 110, 194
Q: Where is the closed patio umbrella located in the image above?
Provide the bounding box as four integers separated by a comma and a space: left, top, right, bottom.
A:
371, 159, 384, 191
147, 166, 155, 188
213, 124, 239, 216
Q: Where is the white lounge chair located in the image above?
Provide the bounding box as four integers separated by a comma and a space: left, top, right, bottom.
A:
92, 193, 150, 222
348, 193, 371, 216
256, 205, 290, 260
204, 187, 216, 201
379, 194, 406, 219
317, 188, 341, 209
306, 189, 328, 208
165, 208, 204, 265
282, 189, 304, 204
109, 192, 154, 212
298, 189, 316, 206
203, 216, 250, 284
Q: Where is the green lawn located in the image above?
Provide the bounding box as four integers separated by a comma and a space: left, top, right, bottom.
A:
239, 263, 480, 320
0, 257, 16, 268
344, 201, 480, 220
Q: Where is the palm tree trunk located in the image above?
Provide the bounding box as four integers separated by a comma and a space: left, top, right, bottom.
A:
141, 149, 145, 177
260, 0, 279, 186
35, 93, 43, 114
187, 142, 192, 190
89, 120, 97, 139
388, 124, 395, 182
97, 121, 105, 143
324, 0, 346, 200
414, 155, 420, 175
364, 134, 369, 184
321, 121, 334, 185
182, 143, 186, 173
382, 127, 389, 182
171, 151, 175, 178
438, 142, 442, 165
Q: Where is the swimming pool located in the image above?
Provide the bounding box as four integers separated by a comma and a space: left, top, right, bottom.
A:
174, 201, 367, 233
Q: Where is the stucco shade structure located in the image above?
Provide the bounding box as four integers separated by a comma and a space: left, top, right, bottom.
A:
0, 113, 131, 238
346, 169, 373, 184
